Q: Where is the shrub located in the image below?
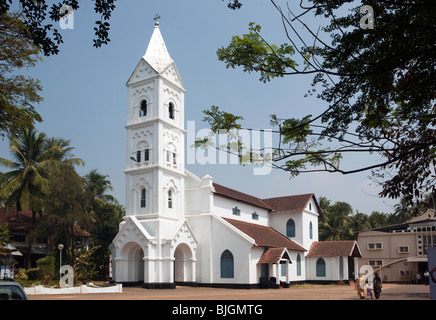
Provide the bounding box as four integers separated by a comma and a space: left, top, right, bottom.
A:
36, 255, 55, 279
26, 268, 42, 281
14, 268, 28, 281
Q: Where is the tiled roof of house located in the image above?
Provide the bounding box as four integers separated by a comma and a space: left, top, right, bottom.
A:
257, 247, 292, 264
0, 207, 38, 232
263, 194, 321, 213
213, 183, 272, 210
0, 207, 91, 237
213, 183, 321, 214
306, 241, 362, 258
223, 217, 306, 252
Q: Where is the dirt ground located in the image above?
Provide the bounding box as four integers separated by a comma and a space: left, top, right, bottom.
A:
28, 283, 430, 300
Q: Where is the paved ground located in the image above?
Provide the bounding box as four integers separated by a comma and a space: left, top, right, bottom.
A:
28, 283, 430, 300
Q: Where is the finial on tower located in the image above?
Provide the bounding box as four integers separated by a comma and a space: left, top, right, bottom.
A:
154, 13, 161, 26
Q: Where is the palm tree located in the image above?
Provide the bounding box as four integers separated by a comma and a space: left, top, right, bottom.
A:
84, 169, 117, 206
346, 211, 370, 239
0, 128, 59, 216
44, 137, 84, 167
0, 129, 85, 215
318, 197, 357, 241
367, 211, 388, 229
393, 198, 414, 224
319, 209, 351, 241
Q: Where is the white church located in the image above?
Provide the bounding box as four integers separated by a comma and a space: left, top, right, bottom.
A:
109, 19, 362, 289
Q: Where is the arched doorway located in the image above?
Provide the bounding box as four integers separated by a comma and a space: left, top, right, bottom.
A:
121, 242, 144, 283
174, 243, 193, 284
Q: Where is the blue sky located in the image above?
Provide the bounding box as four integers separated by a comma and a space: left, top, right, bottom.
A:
0, 0, 398, 214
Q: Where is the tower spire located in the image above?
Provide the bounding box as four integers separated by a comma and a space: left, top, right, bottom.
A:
143, 14, 173, 73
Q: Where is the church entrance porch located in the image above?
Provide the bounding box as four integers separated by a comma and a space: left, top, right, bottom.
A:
116, 242, 145, 286
174, 243, 196, 286
258, 247, 292, 288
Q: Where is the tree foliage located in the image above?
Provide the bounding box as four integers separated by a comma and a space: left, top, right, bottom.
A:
0, 0, 118, 56
0, 128, 122, 278
0, 11, 43, 138
318, 192, 436, 241
0, 128, 67, 215
0, 1, 118, 137
31, 163, 94, 264
207, 0, 436, 206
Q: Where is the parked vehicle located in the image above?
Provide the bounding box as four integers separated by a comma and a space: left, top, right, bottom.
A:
0, 281, 28, 300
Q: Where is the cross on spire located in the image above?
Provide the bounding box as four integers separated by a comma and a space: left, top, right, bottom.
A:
154, 13, 161, 25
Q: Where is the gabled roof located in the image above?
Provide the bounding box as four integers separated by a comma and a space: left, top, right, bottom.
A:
0, 207, 36, 232
112, 215, 154, 246
213, 183, 272, 210
258, 247, 292, 264
263, 194, 321, 214
213, 182, 320, 215
405, 209, 436, 224
306, 241, 362, 258
223, 217, 306, 252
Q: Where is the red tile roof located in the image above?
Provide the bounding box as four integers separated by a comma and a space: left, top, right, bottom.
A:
223, 217, 306, 252
258, 247, 292, 264
263, 194, 321, 213
306, 241, 362, 258
213, 183, 272, 210
213, 183, 321, 214
0, 207, 38, 232
0, 207, 91, 237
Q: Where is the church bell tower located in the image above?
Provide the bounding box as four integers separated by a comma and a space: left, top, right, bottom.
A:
124, 16, 186, 225
111, 17, 197, 288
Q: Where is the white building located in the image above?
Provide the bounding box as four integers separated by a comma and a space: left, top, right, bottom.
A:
109, 20, 361, 289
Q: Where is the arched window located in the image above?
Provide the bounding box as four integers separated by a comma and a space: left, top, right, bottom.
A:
168, 189, 173, 209
139, 100, 147, 117
296, 254, 301, 276
168, 102, 174, 119
140, 188, 146, 208
316, 258, 326, 277
309, 221, 313, 239
286, 219, 295, 237
165, 143, 177, 165
135, 141, 150, 164
220, 250, 234, 278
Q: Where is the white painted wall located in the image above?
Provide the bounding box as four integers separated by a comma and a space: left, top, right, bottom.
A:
306, 256, 349, 281
213, 195, 270, 226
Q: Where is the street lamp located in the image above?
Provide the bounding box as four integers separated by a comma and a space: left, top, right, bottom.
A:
58, 244, 64, 283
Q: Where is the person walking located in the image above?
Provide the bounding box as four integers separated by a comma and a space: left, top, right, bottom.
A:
424, 270, 430, 285
374, 272, 382, 299
356, 274, 366, 299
